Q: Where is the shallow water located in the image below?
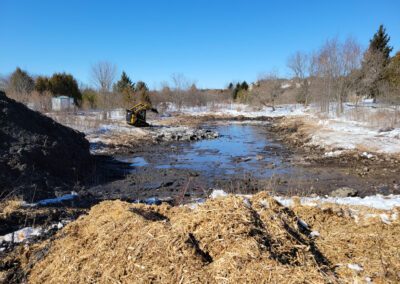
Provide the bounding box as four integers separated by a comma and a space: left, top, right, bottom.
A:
124, 122, 293, 182
97, 121, 398, 198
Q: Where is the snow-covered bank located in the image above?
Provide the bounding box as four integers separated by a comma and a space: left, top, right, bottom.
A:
164, 102, 400, 156
165, 102, 308, 117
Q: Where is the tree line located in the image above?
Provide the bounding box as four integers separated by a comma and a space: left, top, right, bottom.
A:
226, 25, 399, 115
1, 25, 399, 114
0, 62, 153, 110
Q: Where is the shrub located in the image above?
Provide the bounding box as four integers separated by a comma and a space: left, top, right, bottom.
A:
81, 88, 99, 109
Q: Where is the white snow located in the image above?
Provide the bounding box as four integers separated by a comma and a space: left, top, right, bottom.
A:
24, 192, 79, 207
164, 103, 308, 118
347, 263, 363, 271
242, 197, 251, 207
324, 150, 346, 157
259, 200, 270, 208
0, 227, 43, 243
272, 194, 400, 210
210, 189, 228, 198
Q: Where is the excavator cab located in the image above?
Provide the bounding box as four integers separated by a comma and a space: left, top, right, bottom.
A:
126, 103, 157, 127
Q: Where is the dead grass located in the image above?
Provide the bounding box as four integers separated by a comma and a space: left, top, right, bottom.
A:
0, 198, 23, 217
17, 192, 399, 283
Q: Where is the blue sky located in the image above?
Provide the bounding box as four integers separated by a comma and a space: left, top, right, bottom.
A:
1, 0, 400, 89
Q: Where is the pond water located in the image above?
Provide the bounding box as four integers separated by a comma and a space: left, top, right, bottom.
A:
100, 121, 396, 198
124, 122, 294, 182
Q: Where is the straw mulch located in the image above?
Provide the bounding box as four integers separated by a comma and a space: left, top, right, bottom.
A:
22, 192, 400, 283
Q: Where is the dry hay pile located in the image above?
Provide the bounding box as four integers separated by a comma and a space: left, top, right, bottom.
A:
18, 192, 400, 283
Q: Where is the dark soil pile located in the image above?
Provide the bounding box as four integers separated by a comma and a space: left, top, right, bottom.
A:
0, 91, 93, 201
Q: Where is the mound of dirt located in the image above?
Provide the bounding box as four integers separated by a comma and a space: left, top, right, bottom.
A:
0, 92, 92, 201
23, 193, 335, 283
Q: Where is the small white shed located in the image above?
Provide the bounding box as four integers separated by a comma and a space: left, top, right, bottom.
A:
51, 96, 74, 111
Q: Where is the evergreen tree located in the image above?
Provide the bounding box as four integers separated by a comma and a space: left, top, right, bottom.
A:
357, 25, 394, 98
135, 81, 148, 92
35, 76, 50, 93
114, 71, 134, 93
48, 73, 82, 104
383, 51, 400, 87
8, 67, 34, 94
369, 25, 393, 64
122, 85, 135, 105
232, 83, 241, 100
241, 81, 249, 90
228, 82, 233, 90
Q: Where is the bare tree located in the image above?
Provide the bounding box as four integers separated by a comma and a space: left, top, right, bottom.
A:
287, 51, 310, 105
313, 37, 361, 114
252, 69, 283, 110
90, 61, 117, 115
90, 61, 117, 92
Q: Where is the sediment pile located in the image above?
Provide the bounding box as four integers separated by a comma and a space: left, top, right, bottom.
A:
0, 91, 92, 201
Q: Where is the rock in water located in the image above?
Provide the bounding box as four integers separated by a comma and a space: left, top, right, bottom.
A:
0, 91, 92, 201
329, 187, 358, 198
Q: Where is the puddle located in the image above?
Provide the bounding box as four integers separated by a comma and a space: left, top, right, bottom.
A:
152, 123, 291, 178
117, 157, 148, 167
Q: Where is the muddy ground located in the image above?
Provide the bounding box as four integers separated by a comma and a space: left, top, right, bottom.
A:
1, 113, 400, 283
88, 115, 400, 203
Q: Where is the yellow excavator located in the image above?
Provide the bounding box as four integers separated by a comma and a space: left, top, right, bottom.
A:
126, 103, 158, 127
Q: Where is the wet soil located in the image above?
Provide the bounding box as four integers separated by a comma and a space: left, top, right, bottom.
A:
88, 118, 400, 202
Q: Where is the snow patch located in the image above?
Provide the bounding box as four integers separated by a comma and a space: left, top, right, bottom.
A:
210, 189, 228, 199
0, 227, 43, 243
348, 263, 363, 271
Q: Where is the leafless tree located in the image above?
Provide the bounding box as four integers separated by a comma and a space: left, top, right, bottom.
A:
90, 61, 117, 92
252, 69, 283, 110
287, 51, 310, 105
90, 61, 117, 116
313, 37, 361, 114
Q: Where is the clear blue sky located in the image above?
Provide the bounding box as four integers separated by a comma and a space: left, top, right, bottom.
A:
1, 0, 399, 89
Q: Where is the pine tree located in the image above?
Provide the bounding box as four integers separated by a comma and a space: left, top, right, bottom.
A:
35, 76, 50, 93
114, 71, 134, 93
241, 81, 249, 90
48, 73, 82, 104
135, 81, 148, 92
369, 25, 393, 64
